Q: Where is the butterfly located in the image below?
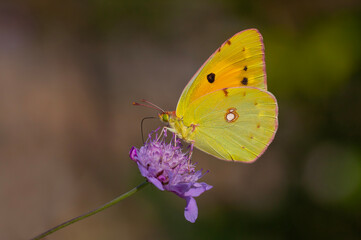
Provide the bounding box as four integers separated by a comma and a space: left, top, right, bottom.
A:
138, 29, 278, 162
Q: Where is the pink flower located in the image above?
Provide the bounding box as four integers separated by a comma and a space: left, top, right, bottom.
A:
129, 129, 212, 223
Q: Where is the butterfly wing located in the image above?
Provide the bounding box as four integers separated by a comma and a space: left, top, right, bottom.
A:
182, 87, 278, 162
177, 29, 267, 117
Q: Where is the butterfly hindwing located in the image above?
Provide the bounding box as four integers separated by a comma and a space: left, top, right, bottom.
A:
177, 29, 267, 117
182, 87, 278, 162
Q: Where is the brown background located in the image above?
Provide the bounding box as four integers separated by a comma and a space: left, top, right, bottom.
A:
1, 1, 361, 239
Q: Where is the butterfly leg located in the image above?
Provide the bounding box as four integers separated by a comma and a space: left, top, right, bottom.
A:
156, 127, 169, 141
157, 126, 179, 146
162, 126, 180, 146
186, 141, 195, 170
174, 134, 177, 147
191, 123, 198, 132
165, 126, 176, 134
189, 143, 194, 159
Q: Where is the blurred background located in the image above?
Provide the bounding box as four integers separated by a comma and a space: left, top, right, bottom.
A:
1, 0, 360, 239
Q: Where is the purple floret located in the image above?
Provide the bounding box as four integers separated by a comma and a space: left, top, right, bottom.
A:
129, 129, 212, 223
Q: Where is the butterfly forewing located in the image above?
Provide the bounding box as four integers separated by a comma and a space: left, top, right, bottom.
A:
177, 29, 267, 117
182, 87, 278, 162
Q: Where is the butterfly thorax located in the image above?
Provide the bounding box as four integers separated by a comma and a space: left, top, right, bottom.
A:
159, 111, 196, 143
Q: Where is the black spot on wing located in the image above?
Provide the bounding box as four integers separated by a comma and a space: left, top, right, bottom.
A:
241, 77, 248, 85
207, 73, 215, 83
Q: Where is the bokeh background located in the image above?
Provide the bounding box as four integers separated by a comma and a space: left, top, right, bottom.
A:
1, 0, 361, 239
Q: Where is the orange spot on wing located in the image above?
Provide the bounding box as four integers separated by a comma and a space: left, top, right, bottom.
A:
223, 88, 229, 96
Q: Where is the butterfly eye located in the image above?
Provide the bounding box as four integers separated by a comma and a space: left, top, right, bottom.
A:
162, 113, 169, 122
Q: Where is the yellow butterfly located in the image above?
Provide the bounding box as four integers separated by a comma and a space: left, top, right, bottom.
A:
142, 29, 278, 162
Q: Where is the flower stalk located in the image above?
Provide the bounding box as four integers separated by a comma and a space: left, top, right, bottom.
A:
31, 181, 149, 240
32, 128, 212, 239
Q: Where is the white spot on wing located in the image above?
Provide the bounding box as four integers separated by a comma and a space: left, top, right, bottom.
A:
225, 107, 239, 123
226, 113, 235, 121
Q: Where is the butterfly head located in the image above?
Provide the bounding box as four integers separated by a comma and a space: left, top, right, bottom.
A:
159, 111, 176, 123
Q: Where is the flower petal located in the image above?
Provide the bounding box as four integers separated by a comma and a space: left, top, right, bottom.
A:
147, 176, 165, 191
129, 147, 138, 161
136, 162, 149, 177
166, 183, 191, 196
185, 182, 213, 197
136, 163, 165, 191
184, 197, 198, 223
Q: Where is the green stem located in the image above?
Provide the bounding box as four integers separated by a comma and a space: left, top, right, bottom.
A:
32, 181, 149, 240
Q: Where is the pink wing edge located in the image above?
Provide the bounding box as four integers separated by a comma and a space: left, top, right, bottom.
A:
242, 90, 278, 164
222, 88, 277, 164
176, 28, 267, 111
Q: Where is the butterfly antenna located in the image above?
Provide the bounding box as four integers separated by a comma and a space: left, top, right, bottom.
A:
141, 99, 165, 113
132, 101, 164, 113
141, 117, 157, 143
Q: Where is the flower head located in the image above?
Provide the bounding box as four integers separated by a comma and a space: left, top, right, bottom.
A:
129, 129, 212, 223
